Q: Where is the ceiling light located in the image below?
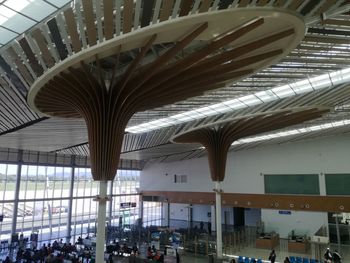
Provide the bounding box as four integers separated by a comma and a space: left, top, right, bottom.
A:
232, 119, 350, 145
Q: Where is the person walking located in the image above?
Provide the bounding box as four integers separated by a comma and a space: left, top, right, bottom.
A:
268, 249, 276, 263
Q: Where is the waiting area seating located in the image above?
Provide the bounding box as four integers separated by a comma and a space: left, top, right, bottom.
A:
237, 255, 319, 263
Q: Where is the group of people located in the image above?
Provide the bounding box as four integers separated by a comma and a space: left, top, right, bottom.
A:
266, 248, 342, 263
199, 221, 212, 235
3, 239, 81, 263
108, 239, 139, 256
147, 245, 165, 262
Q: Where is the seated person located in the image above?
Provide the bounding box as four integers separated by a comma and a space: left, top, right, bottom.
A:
153, 251, 164, 262
122, 243, 130, 255
52, 240, 59, 250
147, 247, 153, 259
115, 242, 121, 255
151, 245, 157, 253
132, 243, 138, 255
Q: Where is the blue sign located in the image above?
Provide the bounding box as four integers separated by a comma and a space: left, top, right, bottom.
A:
278, 210, 291, 215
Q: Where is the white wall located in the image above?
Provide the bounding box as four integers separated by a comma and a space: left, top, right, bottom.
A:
192, 204, 211, 223
261, 210, 328, 238
141, 134, 350, 193
141, 134, 350, 237
169, 203, 189, 221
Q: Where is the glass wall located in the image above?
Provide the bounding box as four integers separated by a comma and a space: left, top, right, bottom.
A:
17, 165, 72, 243
0, 161, 141, 245
143, 201, 162, 227
71, 167, 98, 238
111, 170, 140, 228
0, 164, 17, 241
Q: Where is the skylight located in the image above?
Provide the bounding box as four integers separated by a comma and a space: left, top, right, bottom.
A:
0, 0, 71, 46
126, 67, 350, 134
232, 119, 350, 145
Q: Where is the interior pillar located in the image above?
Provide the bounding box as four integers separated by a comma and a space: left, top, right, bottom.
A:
96, 180, 108, 263
215, 181, 223, 259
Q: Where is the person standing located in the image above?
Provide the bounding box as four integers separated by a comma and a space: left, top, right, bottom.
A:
200, 221, 204, 231
324, 248, 333, 263
208, 221, 212, 235
333, 250, 341, 263
268, 249, 276, 263
176, 249, 180, 263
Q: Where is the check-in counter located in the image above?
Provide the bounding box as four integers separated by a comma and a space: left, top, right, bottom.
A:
288, 238, 309, 253
256, 233, 279, 249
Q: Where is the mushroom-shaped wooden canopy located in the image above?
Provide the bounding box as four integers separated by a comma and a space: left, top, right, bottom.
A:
172, 107, 330, 182
27, 9, 305, 181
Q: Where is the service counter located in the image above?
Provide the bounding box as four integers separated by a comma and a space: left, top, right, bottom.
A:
256, 234, 279, 249
288, 240, 309, 253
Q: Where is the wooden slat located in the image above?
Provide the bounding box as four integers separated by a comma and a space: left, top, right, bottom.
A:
0, 56, 27, 94
82, 0, 97, 46
18, 37, 43, 77
142, 191, 350, 213
64, 8, 82, 52
12, 42, 37, 79
103, 0, 114, 40
6, 47, 34, 85
273, 0, 287, 6
159, 0, 174, 22
287, 0, 303, 10
31, 29, 55, 67
323, 18, 350, 26
1, 52, 30, 90
40, 24, 60, 63
238, 0, 250, 7
47, 18, 68, 60
199, 0, 212, 12
257, 0, 269, 6
141, 0, 155, 27
56, 13, 73, 56
315, 0, 338, 15
123, 0, 134, 33
26, 35, 47, 72
180, 0, 193, 16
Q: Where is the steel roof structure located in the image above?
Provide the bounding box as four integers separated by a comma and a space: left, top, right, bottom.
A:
1, 0, 350, 169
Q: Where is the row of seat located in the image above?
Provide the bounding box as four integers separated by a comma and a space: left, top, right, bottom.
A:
237, 256, 319, 263
238, 255, 263, 263
289, 256, 319, 263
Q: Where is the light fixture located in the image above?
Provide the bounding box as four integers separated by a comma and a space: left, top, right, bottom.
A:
231, 119, 350, 145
